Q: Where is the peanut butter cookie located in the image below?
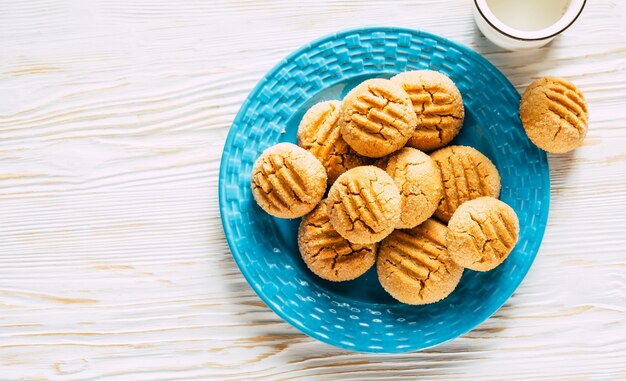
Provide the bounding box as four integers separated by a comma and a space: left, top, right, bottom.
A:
447, 197, 519, 272
298, 200, 377, 282
382, 147, 443, 229
377, 219, 463, 305
297, 100, 368, 184
327, 166, 401, 244
430, 145, 501, 222
339, 79, 417, 158
391, 70, 464, 152
251, 143, 326, 218
520, 77, 588, 153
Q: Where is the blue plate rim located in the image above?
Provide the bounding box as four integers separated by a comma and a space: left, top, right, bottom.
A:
218, 26, 550, 353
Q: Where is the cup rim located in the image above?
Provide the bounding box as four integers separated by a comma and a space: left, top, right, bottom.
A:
474, 0, 586, 41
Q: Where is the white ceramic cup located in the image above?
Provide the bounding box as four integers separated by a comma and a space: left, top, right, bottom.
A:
473, 0, 586, 50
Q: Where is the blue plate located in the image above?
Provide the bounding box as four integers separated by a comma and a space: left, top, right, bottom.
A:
219, 27, 549, 353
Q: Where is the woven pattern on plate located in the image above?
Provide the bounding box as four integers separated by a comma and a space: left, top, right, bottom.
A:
219, 27, 550, 353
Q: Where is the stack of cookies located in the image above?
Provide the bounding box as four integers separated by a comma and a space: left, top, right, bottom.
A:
251, 70, 580, 306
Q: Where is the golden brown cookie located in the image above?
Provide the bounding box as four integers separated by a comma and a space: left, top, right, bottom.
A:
447, 197, 519, 271
297, 100, 368, 184
391, 70, 464, 152
430, 145, 501, 222
339, 78, 417, 158
520, 77, 588, 153
298, 200, 377, 281
327, 166, 401, 244
251, 143, 326, 219
382, 147, 443, 229
377, 219, 463, 305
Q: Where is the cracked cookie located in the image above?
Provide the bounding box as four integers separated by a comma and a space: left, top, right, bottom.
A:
520, 77, 588, 153
447, 197, 519, 271
298, 200, 377, 281
391, 70, 464, 152
377, 219, 463, 305
339, 78, 417, 158
430, 145, 501, 222
327, 166, 401, 244
297, 100, 368, 184
381, 147, 443, 229
251, 142, 326, 219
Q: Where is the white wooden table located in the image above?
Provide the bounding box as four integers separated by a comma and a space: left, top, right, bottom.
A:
1, 1, 625, 379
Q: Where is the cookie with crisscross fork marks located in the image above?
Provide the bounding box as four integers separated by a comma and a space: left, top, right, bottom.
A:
327, 166, 401, 244
391, 70, 464, 152
377, 219, 463, 304
297, 100, 368, 184
447, 197, 519, 272
520, 77, 588, 153
339, 79, 417, 158
430, 145, 501, 222
298, 200, 377, 281
251, 143, 326, 218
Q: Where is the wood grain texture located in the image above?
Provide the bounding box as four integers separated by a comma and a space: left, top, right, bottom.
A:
1, 0, 626, 379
